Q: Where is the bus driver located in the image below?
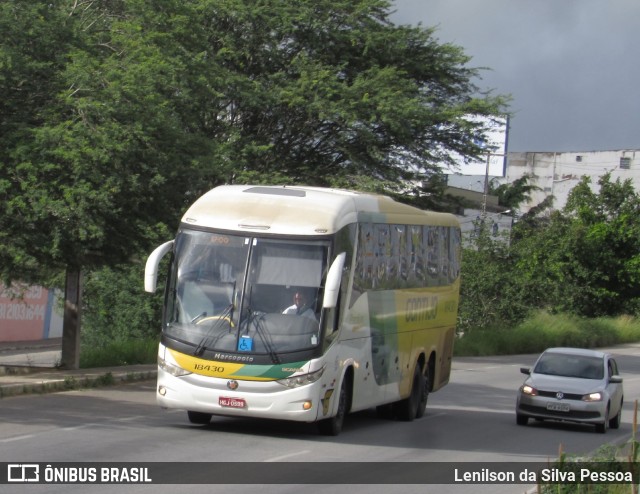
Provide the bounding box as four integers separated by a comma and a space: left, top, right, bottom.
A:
283, 291, 316, 320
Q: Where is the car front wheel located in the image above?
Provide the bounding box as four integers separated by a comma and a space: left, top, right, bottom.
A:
595, 405, 609, 434
609, 400, 623, 429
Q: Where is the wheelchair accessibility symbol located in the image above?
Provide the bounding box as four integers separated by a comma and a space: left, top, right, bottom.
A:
237, 335, 254, 352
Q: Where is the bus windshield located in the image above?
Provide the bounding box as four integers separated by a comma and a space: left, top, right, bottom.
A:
164, 229, 328, 358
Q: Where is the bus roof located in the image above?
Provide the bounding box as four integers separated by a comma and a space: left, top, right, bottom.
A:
181, 185, 459, 235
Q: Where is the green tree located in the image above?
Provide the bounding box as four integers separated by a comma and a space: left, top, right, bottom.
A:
0, 0, 508, 364
491, 174, 541, 212
560, 174, 640, 316
511, 173, 640, 318
459, 239, 537, 333
82, 262, 164, 348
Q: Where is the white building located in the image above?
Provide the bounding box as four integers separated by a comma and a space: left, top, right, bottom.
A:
506, 149, 640, 213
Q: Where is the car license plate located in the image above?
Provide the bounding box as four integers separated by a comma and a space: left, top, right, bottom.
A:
219, 397, 246, 408
547, 402, 570, 412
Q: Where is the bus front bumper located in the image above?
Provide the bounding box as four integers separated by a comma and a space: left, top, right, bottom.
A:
156, 368, 329, 423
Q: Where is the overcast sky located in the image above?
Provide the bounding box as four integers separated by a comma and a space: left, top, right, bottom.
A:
391, 0, 640, 153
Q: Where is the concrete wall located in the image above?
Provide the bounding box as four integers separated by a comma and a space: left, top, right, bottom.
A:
506, 150, 639, 213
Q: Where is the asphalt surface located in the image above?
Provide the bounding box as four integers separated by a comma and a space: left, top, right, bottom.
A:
0, 339, 157, 398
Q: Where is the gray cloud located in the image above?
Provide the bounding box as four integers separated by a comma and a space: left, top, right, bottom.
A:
392, 0, 640, 152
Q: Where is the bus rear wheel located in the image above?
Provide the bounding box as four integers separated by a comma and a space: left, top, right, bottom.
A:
415, 365, 429, 419
394, 364, 424, 421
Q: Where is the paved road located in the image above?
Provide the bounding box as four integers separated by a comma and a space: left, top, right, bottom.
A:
1, 343, 639, 493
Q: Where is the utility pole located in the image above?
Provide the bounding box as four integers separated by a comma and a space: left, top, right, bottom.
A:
481, 151, 505, 223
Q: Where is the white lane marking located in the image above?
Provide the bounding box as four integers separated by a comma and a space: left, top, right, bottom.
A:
454, 364, 521, 372
62, 423, 101, 431
0, 434, 35, 443
116, 415, 146, 422
264, 450, 311, 462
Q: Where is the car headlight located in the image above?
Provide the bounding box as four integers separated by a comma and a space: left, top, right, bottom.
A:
521, 385, 537, 396
158, 355, 192, 377
277, 367, 325, 388
583, 392, 603, 402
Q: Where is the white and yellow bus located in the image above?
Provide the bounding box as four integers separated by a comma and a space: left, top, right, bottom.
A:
145, 185, 461, 435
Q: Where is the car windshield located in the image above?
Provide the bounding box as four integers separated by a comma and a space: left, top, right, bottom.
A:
533, 353, 604, 380
164, 229, 328, 359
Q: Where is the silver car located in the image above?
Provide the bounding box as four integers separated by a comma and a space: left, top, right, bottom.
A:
516, 347, 623, 433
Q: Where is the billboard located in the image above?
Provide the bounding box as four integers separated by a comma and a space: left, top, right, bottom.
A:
0, 284, 63, 342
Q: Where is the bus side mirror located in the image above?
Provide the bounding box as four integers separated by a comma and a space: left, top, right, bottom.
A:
322, 252, 346, 309
144, 240, 174, 293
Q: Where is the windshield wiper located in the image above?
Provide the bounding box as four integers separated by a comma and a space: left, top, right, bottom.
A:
193, 303, 235, 357
248, 311, 280, 364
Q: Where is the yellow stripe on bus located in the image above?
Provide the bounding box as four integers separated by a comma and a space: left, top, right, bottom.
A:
169, 349, 276, 381
167, 348, 306, 381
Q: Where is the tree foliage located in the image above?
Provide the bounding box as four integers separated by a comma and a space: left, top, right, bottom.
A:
491, 174, 541, 213
552, 174, 640, 316
1, 1, 511, 361
81, 262, 164, 347
461, 173, 640, 331
1, 0, 508, 286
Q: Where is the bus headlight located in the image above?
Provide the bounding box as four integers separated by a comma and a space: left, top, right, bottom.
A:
277, 367, 325, 388
158, 356, 192, 377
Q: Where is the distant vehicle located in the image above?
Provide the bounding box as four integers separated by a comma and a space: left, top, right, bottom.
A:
516, 347, 623, 433
144, 185, 461, 435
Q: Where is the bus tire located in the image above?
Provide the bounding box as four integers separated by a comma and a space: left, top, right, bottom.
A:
415, 365, 429, 419
394, 364, 423, 421
187, 411, 212, 424
318, 378, 349, 436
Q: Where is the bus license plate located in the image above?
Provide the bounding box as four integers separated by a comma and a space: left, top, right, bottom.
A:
547, 402, 570, 412
219, 397, 246, 408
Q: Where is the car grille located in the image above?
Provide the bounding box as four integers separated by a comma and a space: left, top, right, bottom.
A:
537, 390, 583, 400
519, 404, 600, 419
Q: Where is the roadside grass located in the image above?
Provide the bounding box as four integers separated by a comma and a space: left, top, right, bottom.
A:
454, 312, 640, 357
79, 337, 158, 368
537, 402, 640, 494
63, 372, 115, 390
75, 312, 640, 367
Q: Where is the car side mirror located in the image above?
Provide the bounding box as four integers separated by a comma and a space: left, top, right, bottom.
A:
610, 375, 623, 384
520, 367, 531, 375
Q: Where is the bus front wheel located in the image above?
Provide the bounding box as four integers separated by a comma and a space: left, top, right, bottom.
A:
187, 411, 212, 425
318, 378, 349, 436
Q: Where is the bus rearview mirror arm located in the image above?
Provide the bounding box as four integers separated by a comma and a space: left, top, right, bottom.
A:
144, 240, 174, 293
322, 252, 346, 309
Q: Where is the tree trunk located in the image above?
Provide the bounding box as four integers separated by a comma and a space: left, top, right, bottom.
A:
60, 268, 82, 370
